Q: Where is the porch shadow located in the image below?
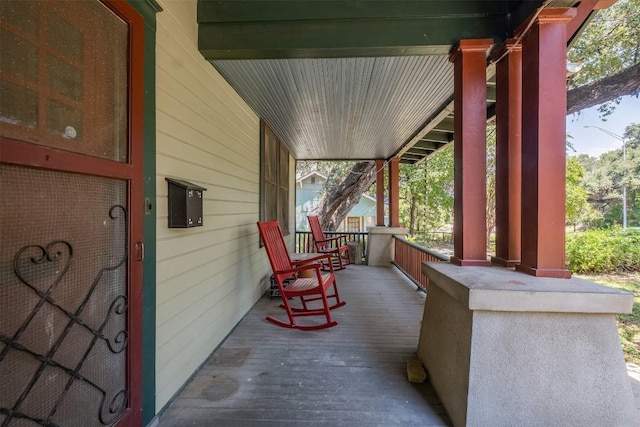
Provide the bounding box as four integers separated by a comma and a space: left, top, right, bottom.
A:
158, 265, 451, 426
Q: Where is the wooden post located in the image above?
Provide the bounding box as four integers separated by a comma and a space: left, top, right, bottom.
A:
376, 159, 385, 226
516, 8, 576, 278
491, 40, 522, 267
449, 39, 493, 267
388, 157, 400, 227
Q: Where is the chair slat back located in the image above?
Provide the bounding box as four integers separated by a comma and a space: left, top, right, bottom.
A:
307, 215, 327, 250
257, 220, 293, 273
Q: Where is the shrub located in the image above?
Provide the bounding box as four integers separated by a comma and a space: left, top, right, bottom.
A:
566, 228, 640, 273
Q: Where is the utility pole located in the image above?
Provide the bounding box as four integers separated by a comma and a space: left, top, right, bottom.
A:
584, 126, 627, 230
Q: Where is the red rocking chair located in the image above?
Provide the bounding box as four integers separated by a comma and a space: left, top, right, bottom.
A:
257, 220, 346, 330
307, 215, 351, 270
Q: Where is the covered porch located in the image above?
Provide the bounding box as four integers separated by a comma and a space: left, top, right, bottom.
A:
3, 0, 636, 425
158, 261, 640, 426
158, 265, 450, 426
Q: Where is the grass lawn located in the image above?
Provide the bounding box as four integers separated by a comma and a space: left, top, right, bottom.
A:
577, 273, 640, 365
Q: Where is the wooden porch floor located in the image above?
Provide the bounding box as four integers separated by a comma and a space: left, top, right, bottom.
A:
158, 265, 451, 426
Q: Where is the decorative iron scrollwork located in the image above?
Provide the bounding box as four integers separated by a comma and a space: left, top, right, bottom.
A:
0, 205, 129, 426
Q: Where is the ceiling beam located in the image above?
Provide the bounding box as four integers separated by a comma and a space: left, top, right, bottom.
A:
414, 140, 444, 151
401, 153, 425, 160
199, 15, 507, 59
420, 133, 452, 143
486, 85, 496, 102
198, 1, 511, 23
407, 148, 436, 156
431, 117, 455, 133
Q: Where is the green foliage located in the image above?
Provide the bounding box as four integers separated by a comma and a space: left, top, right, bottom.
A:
423, 144, 454, 232
401, 127, 495, 245
574, 123, 640, 228
580, 273, 640, 364
566, 229, 640, 273
486, 125, 496, 244
566, 157, 589, 228
567, 0, 640, 116
569, 0, 640, 86
397, 143, 455, 241
399, 162, 428, 235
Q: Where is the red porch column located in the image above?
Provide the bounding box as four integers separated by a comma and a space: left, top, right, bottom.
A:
388, 157, 400, 227
516, 9, 576, 278
491, 40, 522, 267
376, 159, 385, 226
449, 39, 493, 267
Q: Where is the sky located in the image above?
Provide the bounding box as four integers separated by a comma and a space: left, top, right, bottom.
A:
565, 95, 640, 158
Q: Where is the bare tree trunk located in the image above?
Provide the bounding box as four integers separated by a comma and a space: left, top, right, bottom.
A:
317, 161, 377, 230
409, 196, 417, 235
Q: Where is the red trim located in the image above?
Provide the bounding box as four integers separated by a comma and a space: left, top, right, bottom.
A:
491, 256, 520, 268
375, 159, 385, 226
0, 138, 133, 179
450, 256, 491, 267
451, 39, 493, 266
515, 264, 572, 279
449, 38, 494, 62
100, 1, 146, 426
388, 157, 400, 227
519, 8, 573, 278
536, 8, 577, 24
493, 40, 522, 266
514, 7, 577, 37
566, 0, 598, 42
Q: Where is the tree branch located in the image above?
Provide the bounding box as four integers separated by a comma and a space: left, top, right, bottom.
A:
567, 62, 640, 115
317, 161, 377, 230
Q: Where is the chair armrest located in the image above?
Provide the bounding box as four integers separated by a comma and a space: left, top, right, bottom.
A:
292, 252, 335, 274
319, 235, 347, 248
275, 262, 322, 277
291, 253, 332, 265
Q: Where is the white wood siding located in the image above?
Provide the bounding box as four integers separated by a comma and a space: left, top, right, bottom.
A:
154, 0, 285, 410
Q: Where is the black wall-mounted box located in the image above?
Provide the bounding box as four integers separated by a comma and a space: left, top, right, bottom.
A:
165, 178, 207, 228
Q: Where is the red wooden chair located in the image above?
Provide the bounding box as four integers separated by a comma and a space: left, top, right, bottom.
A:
307, 215, 351, 270
257, 220, 346, 330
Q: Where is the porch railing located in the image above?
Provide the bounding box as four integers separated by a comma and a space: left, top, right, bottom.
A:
392, 236, 449, 292
294, 231, 368, 263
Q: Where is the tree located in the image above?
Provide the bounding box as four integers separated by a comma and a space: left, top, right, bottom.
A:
399, 162, 428, 235
423, 144, 455, 232
566, 157, 589, 230
567, 0, 640, 116
567, 63, 640, 115
574, 123, 640, 228
315, 161, 377, 231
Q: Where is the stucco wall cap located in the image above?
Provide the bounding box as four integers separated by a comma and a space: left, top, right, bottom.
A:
422, 262, 633, 314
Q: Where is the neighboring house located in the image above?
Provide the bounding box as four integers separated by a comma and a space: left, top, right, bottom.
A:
295, 172, 385, 232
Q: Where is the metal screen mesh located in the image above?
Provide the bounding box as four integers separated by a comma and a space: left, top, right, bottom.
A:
0, 0, 128, 162
1, 164, 128, 426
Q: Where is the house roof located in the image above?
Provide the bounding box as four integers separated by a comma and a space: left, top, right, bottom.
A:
296, 172, 382, 205
199, 0, 591, 164
296, 171, 328, 184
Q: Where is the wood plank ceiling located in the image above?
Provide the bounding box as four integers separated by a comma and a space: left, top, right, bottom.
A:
198, 0, 578, 164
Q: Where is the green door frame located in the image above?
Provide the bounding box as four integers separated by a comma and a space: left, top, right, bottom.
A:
129, 0, 161, 424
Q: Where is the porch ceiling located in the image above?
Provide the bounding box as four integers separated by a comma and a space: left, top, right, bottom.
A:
199, 0, 578, 163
